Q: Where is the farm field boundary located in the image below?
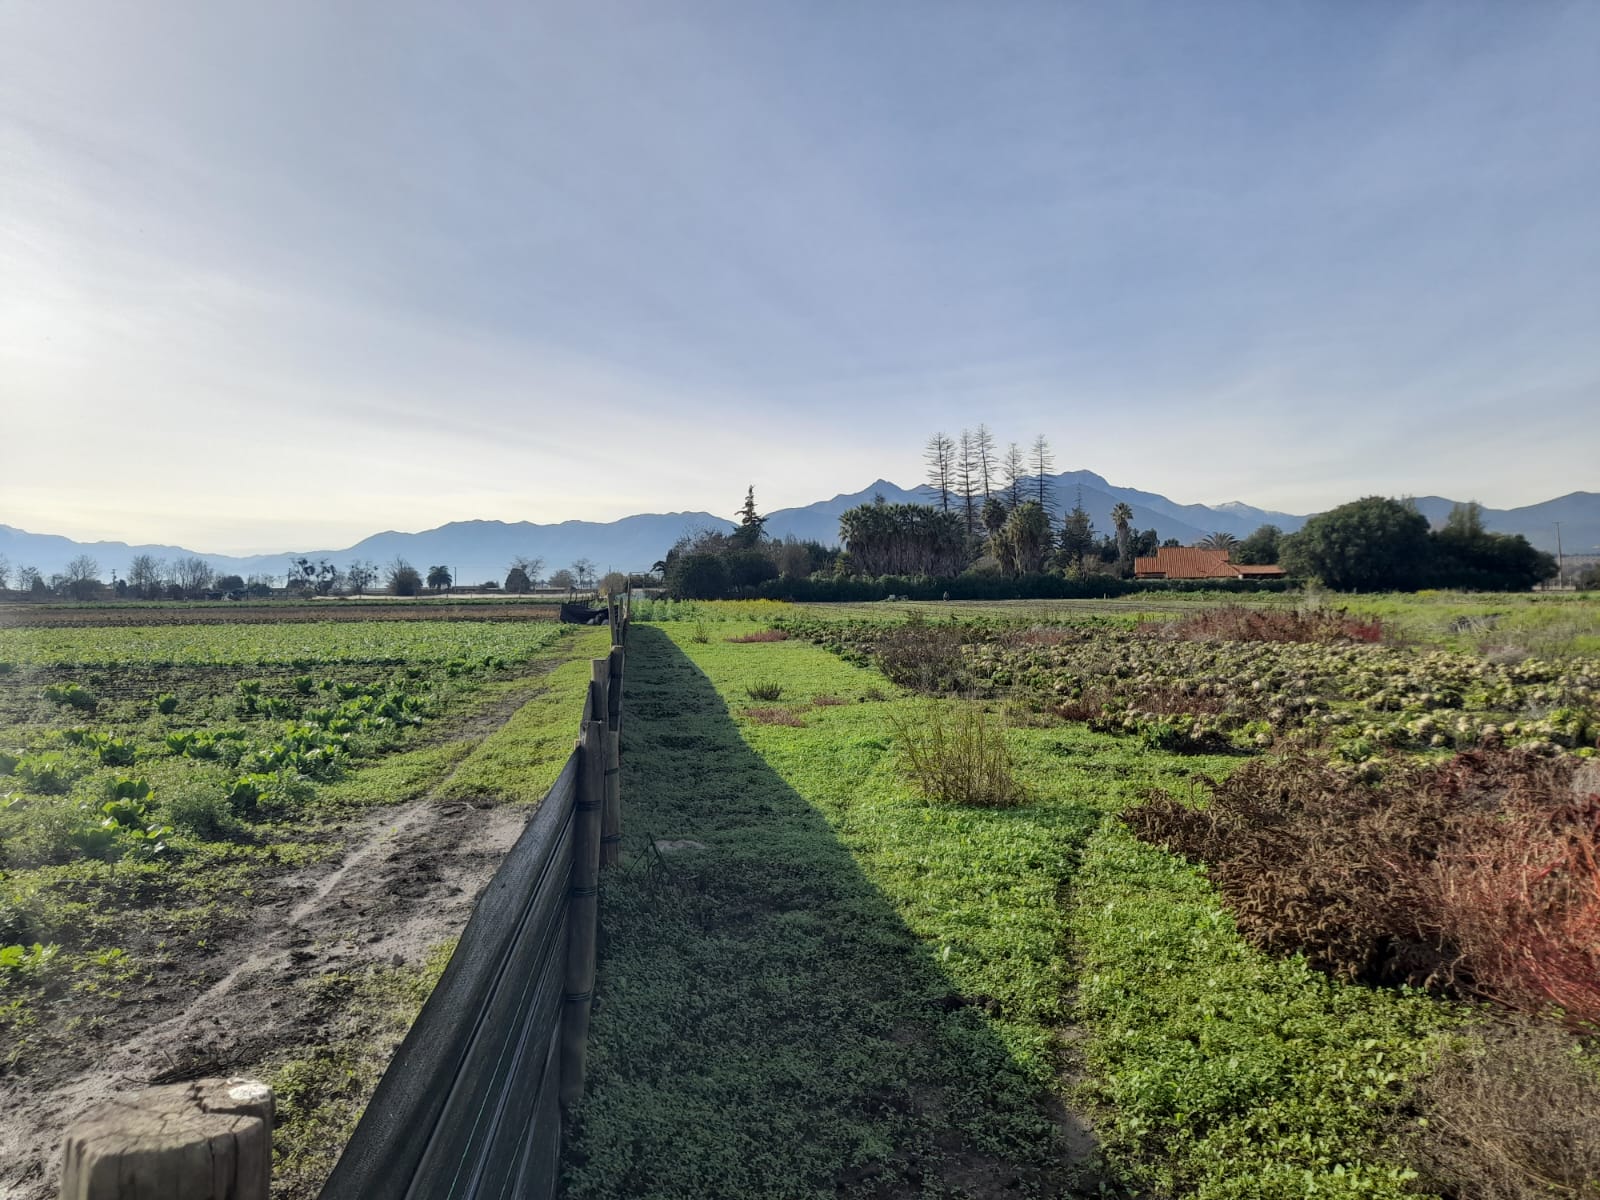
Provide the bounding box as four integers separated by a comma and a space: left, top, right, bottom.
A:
566, 607, 1552, 1199
0, 610, 613, 1199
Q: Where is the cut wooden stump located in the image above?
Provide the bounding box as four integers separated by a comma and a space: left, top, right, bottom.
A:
59, 1077, 274, 1200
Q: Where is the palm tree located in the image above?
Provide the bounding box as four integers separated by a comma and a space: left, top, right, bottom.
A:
426, 565, 453, 592
1110, 502, 1134, 573
1197, 532, 1239, 552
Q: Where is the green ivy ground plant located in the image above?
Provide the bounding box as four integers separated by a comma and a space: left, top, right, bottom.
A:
563, 619, 1459, 1198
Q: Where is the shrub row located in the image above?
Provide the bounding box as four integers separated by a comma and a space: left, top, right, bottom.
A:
1124, 751, 1600, 1027
755, 573, 1294, 603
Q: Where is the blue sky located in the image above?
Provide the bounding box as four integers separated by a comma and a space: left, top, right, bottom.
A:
3, 1, 1596, 553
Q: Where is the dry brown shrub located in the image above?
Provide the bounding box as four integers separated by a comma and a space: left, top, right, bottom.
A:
1124, 752, 1600, 1009
743, 707, 805, 727
1152, 604, 1383, 644
873, 616, 969, 694
1425, 787, 1600, 1027
810, 695, 847, 707
1048, 687, 1112, 723
888, 704, 1024, 807
725, 629, 790, 643
1005, 626, 1081, 647
1405, 1017, 1600, 1200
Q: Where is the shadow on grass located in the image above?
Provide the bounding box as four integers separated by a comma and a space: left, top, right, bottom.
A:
562, 626, 1102, 1199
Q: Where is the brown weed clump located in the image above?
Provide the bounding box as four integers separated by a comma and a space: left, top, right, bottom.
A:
725, 629, 790, 643
1153, 605, 1383, 644
873, 616, 970, 694
1404, 1017, 1600, 1200
1124, 751, 1600, 1022
743, 707, 805, 727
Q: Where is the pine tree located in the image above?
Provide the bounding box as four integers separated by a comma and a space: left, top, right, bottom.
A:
733, 485, 767, 547
1031, 434, 1055, 517
924, 433, 955, 512
974, 424, 996, 501
1003, 442, 1026, 509
957, 430, 979, 537
1058, 494, 1096, 574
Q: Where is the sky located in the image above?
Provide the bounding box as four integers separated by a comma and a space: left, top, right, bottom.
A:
2, 1, 1597, 555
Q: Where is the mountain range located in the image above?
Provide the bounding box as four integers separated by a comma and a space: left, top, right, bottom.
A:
3, 471, 1594, 586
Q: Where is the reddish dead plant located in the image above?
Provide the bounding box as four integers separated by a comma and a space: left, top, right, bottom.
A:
1425, 788, 1600, 1028
1154, 605, 1384, 645
1125, 751, 1600, 1014
743, 707, 805, 727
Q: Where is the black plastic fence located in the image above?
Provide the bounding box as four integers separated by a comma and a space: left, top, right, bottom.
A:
320, 596, 629, 1200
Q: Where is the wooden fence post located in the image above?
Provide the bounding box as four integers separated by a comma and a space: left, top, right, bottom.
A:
560, 676, 607, 1108
59, 1079, 274, 1200
601, 659, 620, 864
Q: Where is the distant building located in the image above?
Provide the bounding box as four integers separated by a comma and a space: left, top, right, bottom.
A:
1133, 547, 1287, 581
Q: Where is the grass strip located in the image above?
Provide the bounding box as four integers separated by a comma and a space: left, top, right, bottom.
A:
568, 618, 1465, 1199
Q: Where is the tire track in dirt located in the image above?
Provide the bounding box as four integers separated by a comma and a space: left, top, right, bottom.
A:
0, 685, 560, 1200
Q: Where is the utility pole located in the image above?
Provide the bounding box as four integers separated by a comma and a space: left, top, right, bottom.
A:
1554, 523, 1564, 588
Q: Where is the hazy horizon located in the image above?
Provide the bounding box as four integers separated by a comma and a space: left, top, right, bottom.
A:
5, 2, 1597, 552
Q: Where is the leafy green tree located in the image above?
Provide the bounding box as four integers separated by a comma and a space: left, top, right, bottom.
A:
1110, 502, 1134, 574
996, 501, 1052, 576
387, 558, 423, 596
215, 574, 245, 593
838, 502, 969, 577
427, 565, 453, 593
1443, 501, 1485, 537
1278, 497, 1432, 590
732, 486, 768, 548
1431, 503, 1555, 591
666, 552, 730, 600
549, 568, 577, 594
981, 495, 1008, 545
1233, 525, 1282, 565
1057, 502, 1095, 574
504, 566, 533, 593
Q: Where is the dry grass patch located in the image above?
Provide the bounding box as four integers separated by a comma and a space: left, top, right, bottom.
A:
1405, 1017, 1600, 1200
888, 703, 1024, 807
743, 707, 805, 727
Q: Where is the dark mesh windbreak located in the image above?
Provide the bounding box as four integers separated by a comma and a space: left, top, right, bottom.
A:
320, 751, 580, 1200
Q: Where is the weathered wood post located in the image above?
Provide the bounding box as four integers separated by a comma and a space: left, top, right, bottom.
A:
559, 668, 607, 1107
59, 1078, 274, 1200
600, 649, 623, 868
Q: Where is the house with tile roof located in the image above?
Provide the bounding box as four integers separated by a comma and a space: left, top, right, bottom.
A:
1133, 547, 1287, 580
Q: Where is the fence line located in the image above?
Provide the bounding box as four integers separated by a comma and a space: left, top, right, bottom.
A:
58, 593, 632, 1200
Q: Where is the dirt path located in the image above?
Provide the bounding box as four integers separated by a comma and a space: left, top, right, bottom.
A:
0, 712, 539, 1199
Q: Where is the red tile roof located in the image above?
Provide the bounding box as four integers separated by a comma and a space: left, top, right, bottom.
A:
1133, 547, 1286, 580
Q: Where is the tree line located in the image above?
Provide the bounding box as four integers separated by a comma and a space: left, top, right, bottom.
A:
651, 436, 1566, 599
0, 551, 620, 601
